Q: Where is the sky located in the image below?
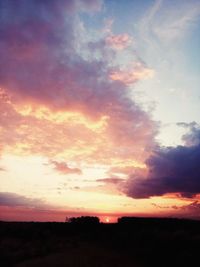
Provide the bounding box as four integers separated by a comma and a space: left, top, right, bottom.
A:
0, 0, 200, 223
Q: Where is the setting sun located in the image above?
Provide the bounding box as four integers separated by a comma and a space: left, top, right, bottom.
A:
105, 217, 110, 223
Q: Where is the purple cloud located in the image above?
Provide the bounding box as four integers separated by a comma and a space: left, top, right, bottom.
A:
181, 201, 200, 211
177, 122, 200, 146
0, 0, 157, 162
0, 192, 51, 209
126, 124, 200, 199
0, 0, 102, 111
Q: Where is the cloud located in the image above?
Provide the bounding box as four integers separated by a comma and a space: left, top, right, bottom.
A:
0, 192, 101, 221
180, 201, 200, 214
126, 124, 200, 199
151, 203, 179, 209
0, 0, 157, 167
108, 164, 145, 175
109, 62, 155, 85
96, 178, 125, 184
175, 201, 200, 220
139, 0, 200, 46
0, 91, 156, 165
106, 33, 132, 50
0, 192, 52, 209
151, 201, 200, 218
177, 122, 200, 146
50, 160, 82, 175
0, 0, 104, 113
153, 1, 200, 43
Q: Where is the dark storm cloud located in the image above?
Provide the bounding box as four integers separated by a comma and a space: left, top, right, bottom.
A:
126, 124, 200, 199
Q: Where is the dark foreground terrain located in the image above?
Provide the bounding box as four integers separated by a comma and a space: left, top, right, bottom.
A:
1, 218, 200, 267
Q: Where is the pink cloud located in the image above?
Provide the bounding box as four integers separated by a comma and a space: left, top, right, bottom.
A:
106, 33, 132, 50
96, 178, 125, 184
50, 160, 82, 175
108, 165, 144, 175
0, 88, 157, 165
152, 200, 200, 220
0, 0, 157, 166
110, 62, 155, 85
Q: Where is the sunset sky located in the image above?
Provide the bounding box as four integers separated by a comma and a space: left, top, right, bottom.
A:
0, 0, 200, 222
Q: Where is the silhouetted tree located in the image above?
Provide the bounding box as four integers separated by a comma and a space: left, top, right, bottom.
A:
67, 216, 100, 225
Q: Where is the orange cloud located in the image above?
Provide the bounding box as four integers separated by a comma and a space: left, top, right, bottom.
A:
96, 178, 125, 184
110, 62, 155, 85
0, 88, 156, 167
108, 164, 146, 175
0, 0, 157, 172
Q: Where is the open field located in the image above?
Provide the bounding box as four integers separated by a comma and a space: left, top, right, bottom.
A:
1, 218, 200, 267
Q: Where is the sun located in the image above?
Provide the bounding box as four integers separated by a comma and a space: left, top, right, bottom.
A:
105, 217, 110, 223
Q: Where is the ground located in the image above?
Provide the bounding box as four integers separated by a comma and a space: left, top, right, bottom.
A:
1, 218, 200, 267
